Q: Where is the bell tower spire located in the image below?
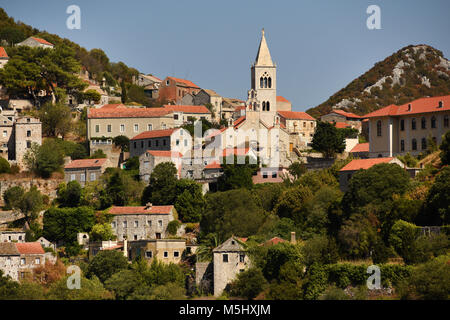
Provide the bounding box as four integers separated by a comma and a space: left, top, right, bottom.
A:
255, 28, 274, 67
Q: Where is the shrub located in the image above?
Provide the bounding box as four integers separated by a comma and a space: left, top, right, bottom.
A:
0, 157, 11, 173
167, 220, 181, 236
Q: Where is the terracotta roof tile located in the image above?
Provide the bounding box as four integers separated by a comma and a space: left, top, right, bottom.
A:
31, 37, 54, 46
350, 143, 369, 153
163, 105, 210, 114
15, 242, 45, 254
278, 111, 315, 121
108, 206, 173, 215
364, 95, 450, 118
233, 116, 246, 128
65, 158, 107, 169
263, 237, 287, 246
332, 109, 362, 119
340, 157, 395, 171
0, 47, 8, 59
100, 103, 127, 109
204, 161, 221, 169
276, 96, 290, 103
333, 122, 352, 129
131, 128, 177, 140
167, 77, 199, 88
145, 150, 183, 158
0, 243, 20, 256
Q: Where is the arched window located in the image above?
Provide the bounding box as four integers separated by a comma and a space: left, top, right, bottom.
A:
260, 77, 264, 88
431, 116, 436, 128
412, 138, 417, 150
376, 120, 382, 137
444, 115, 449, 128
412, 118, 416, 130
268, 77, 272, 88
421, 138, 427, 150
266, 101, 270, 111
264, 77, 268, 88
262, 101, 266, 111
421, 117, 426, 129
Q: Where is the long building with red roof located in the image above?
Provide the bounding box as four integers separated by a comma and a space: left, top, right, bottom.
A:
363, 95, 450, 158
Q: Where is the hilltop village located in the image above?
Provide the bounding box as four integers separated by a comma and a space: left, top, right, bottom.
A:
0, 25, 449, 300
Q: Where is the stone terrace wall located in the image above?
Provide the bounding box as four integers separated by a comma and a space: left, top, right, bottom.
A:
0, 178, 63, 205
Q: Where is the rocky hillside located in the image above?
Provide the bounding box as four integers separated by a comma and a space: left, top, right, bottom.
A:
306, 44, 450, 119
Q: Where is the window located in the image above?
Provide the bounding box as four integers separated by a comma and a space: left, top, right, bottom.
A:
163, 251, 168, 258
239, 254, 245, 263
6, 257, 11, 265
26, 141, 31, 148
133, 141, 137, 149
262, 101, 266, 111
412, 118, 416, 130
95, 125, 99, 133
123, 221, 128, 228
174, 251, 179, 258
90, 173, 96, 181
80, 173, 85, 182
162, 124, 167, 129
176, 139, 180, 146
444, 115, 449, 128
412, 138, 417, 150
264, 77, 268, 88
421, 117, 426, 129
70, 174, 75, 181
27, 130, 31, 137
134, 124, 139, 132
134, 235, 138, 240
184, 140, 187, 147
268, 77, 272, 88
266, 101, 270, 111
144, 161, 149, 168
146, 251, 152, 258
156, 233, 161, 239
401, 140, 405, 152
20, 258, 25, 265
2, 130, 6, 137
155, 140, 159, 147
148, 140, 151, 147
120, 124, 125, 132
262, 172, 268, 179
158, 220, 163, 227
174, 114, 179, 120
376, 120, 382, 136
260, 77, 264, 88
107, 124, 112, 133
35, 258, 40, 264
147, 220, 152, 227
141, 141, 144, 148
431, 116, 436, 129
400, 119, 405, 131
134, 221, 139, 228
166, 79, 170, 86
111, 221, 116, 228
421, 138, 427, 150
272, 172, 277, 178
223, 254, 228, 262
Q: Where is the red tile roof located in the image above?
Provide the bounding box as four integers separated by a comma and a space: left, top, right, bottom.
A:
350, 143, 369, 153
131, 128, 177, 140
235, 105, 246, 111
145, 150, 183, 158
102, 244, 123, 251
108, 205, 173, 215
276, 96, 290, 103
64, 158, 107, 169
333, 122, 352, 129
163, 105, 210, 114
340, 157, 395, 171
0, 47, 8, 59
277, 111, 315, 121
233, 116, 246, 128
363, 95, 450, 118
332, 109, 362, 119
88, 107, 172, 119
31, 37, 54, 46
166, 77, 199, 88
223, 147, 250, 157
204, 161, 221, 169
15, 242, 45, 254
263, 237, 288, 246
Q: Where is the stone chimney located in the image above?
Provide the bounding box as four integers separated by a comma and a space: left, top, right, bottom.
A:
145, 202, 152, 209
123, 239, 128, 258
290, 232, 296, 244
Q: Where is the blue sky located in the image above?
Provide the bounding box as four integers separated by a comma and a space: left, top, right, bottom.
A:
1, 0, 449, 111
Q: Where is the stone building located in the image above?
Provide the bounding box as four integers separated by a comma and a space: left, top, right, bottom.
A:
139, 150, 183, 183
0, 47, 9, 68
107, 204, 176, 241
0, 242, 46, 281
16, 37, 54, 49
277, 110, 317, 149
212, 237, 250, 296
0, 113, 41, 168
129, 128, 191, 158
320, 109, 364, 132
162, 105, 212, 126
185, 89, 223, 122
363, 95, 450, 158
0, 229, 26, 243
64, 158, 112, 186
158, 76, 201, 104
128, 239, 186, 265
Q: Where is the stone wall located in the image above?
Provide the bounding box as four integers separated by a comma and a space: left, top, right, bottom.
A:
195, 262, 213, 294
0, 178, 62, 206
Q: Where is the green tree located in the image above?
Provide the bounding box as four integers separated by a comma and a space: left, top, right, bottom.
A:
228, 267, 268, 299
89, 223, 116, 242
288, 161, 307, 180
38, 102, 72, 138
104, 269, 143, 300
174, 179, 205, 222
56, 181, 82, 207
46, 275, 112, 300
407, 257, 450, 300
420, 166, 450, 225
273, 185, 313, 225
141, 162, 178, 205
0, 157, 11, 174
113, 135, 130, 153
311, 121, 345, 158
262, 242, 302, 282
86, 250, 129, 283
83, 89, 101, 105
439, 130, 450, 165
2, 186, 25, 210
389, 220, 419, 264
217, 156, 258, 191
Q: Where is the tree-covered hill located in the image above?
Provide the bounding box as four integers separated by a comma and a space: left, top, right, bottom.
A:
306, 44, 450, 119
